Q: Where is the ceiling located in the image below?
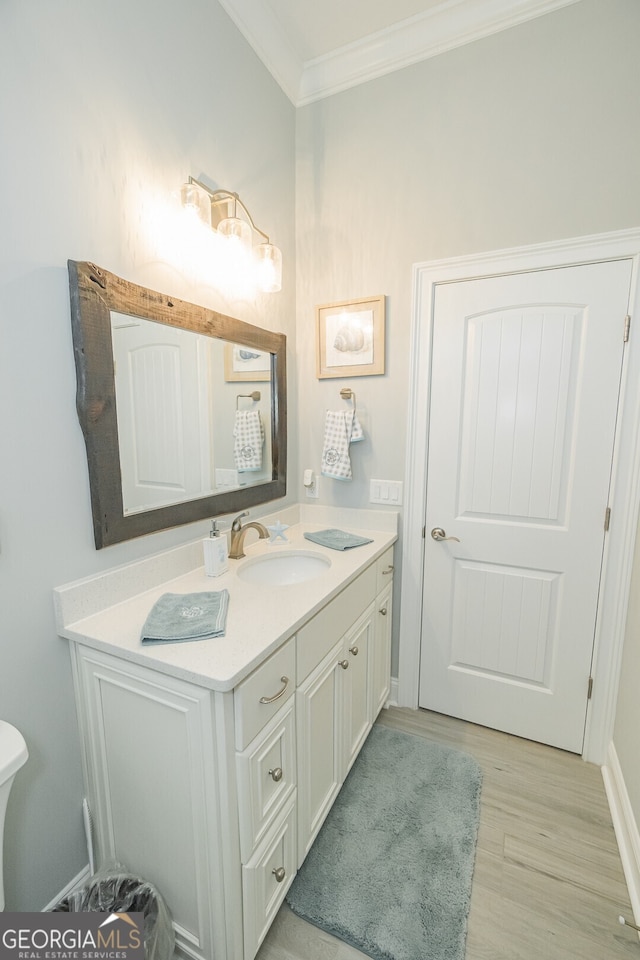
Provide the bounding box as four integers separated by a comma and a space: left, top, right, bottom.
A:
217, 0, 582, 105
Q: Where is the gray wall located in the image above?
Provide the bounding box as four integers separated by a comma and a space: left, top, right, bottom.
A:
0, 0, 295, 910
614, 519, 640, 820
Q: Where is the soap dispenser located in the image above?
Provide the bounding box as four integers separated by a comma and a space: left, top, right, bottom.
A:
203, 521, 229, 577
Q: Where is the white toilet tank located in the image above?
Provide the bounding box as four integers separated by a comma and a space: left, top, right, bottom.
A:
0, 721, 28, 911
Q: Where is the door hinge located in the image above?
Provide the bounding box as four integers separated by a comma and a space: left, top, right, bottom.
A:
604, 506, 611, 532
587, 676, 594, 700
624, 315, 631, 342
422, 525, 426, 539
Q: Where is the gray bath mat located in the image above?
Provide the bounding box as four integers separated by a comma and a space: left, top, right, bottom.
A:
286, 723, 482, 960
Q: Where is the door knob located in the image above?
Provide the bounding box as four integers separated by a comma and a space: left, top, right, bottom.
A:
431, 527, 461, 543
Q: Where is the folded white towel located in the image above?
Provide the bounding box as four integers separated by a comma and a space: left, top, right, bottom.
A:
321, 410, 364, 481
234, 410, 264, 472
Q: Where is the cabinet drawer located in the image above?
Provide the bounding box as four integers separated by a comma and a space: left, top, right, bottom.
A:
242, 793, 297, 960
297, 565, 376, 682
375, 546, 395, 594
236, 698, 296, 862
235, 638, 295, 751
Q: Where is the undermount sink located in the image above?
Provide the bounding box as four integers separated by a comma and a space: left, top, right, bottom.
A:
237, 550, 331, 586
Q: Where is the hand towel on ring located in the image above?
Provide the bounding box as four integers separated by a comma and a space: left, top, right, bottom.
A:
321, 410, 364, 481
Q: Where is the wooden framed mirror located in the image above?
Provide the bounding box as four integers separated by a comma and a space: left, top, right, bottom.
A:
68, 261, 286, 548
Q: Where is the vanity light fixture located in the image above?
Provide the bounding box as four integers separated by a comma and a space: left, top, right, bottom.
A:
180, 176, 282, 293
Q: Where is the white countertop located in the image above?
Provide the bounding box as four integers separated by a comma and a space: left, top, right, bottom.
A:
55, 515, 397, 693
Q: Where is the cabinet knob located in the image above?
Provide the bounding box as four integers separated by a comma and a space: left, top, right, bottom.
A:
268, 767, 283, 782
272, 866, 286, 883
338, 659, 349, 670
349, 644, 359, 656
379, 605, 388, 616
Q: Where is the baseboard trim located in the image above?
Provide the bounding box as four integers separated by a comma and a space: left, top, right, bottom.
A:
387, 677, 399, 707
602, 742, 640, 925
42, 864, 91, 911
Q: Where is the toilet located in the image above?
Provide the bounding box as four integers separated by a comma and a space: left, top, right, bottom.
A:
0, 721, 28, 911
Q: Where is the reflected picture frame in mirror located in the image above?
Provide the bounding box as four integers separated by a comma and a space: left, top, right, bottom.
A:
68, 261, 287, 548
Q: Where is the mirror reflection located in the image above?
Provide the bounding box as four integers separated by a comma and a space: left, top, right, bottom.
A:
111, 312, 273, 514
68, 260, 287, 548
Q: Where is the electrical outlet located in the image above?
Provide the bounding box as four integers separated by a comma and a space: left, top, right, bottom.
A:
370, 479, 402, 505
215, 467, 239, 489
306, 477, 320, 499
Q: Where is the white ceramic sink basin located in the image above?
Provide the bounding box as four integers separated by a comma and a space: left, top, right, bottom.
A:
238, 550, 331, 586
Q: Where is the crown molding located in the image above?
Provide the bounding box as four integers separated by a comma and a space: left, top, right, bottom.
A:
216, 0, 303, 103
219, 0, 583, 106
298, 0, 583, 104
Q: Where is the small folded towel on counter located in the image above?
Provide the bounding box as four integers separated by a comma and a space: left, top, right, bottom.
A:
321, 410, 364, 481
234, 410, 264, 472
140, 590, 229, 645
303, 529, 373, 551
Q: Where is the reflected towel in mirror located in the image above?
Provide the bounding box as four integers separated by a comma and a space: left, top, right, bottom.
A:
234, 410, 264, 472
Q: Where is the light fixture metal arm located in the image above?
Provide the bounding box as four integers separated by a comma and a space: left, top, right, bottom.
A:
188, 176, 270, 243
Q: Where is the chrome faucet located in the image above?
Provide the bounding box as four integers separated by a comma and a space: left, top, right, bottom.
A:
229, 511, 270, 559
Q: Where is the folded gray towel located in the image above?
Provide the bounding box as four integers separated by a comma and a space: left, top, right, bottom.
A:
141, 590, 229, 645
303, 529, 373, 551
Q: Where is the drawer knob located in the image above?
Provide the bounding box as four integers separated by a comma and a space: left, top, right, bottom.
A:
379, 605, 388, 616
382, 565, 394, 575
338, 659, 349, 670
259, 676, 289, 705
349, 644, 359, 656
272, 866, 286, 883
268, 767, 283, 782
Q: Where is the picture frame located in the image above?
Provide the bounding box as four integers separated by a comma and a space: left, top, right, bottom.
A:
224, 342, 271, 382
316, 295, 385, 379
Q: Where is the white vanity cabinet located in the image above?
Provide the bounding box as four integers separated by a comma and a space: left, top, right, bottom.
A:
372, 548, 394, 717
71, 645, 239, 960
233, 639, 298, 959
295, 547, 394, 865
66, 539, 394, 960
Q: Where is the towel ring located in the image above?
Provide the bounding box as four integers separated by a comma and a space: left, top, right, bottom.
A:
236, 390, 261, 410
340, 387, 356, 412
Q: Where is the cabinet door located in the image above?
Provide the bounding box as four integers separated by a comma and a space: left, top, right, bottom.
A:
372, 584, 393, 719
342, 603, 375, 775
296, 638, 343, 866
73, 646, 229, 960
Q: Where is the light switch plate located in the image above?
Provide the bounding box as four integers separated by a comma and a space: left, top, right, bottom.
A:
369, 479, 403, 505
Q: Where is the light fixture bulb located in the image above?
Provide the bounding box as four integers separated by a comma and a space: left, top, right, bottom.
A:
217, 216, 252, 251
180, 181, 211, 227
256, 243, 282, 293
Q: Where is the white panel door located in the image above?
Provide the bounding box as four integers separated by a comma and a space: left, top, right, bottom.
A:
111, 314, 212, 513
419, 259, 632, 752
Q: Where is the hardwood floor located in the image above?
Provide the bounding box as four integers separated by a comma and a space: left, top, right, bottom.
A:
257, 706, 640, 960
